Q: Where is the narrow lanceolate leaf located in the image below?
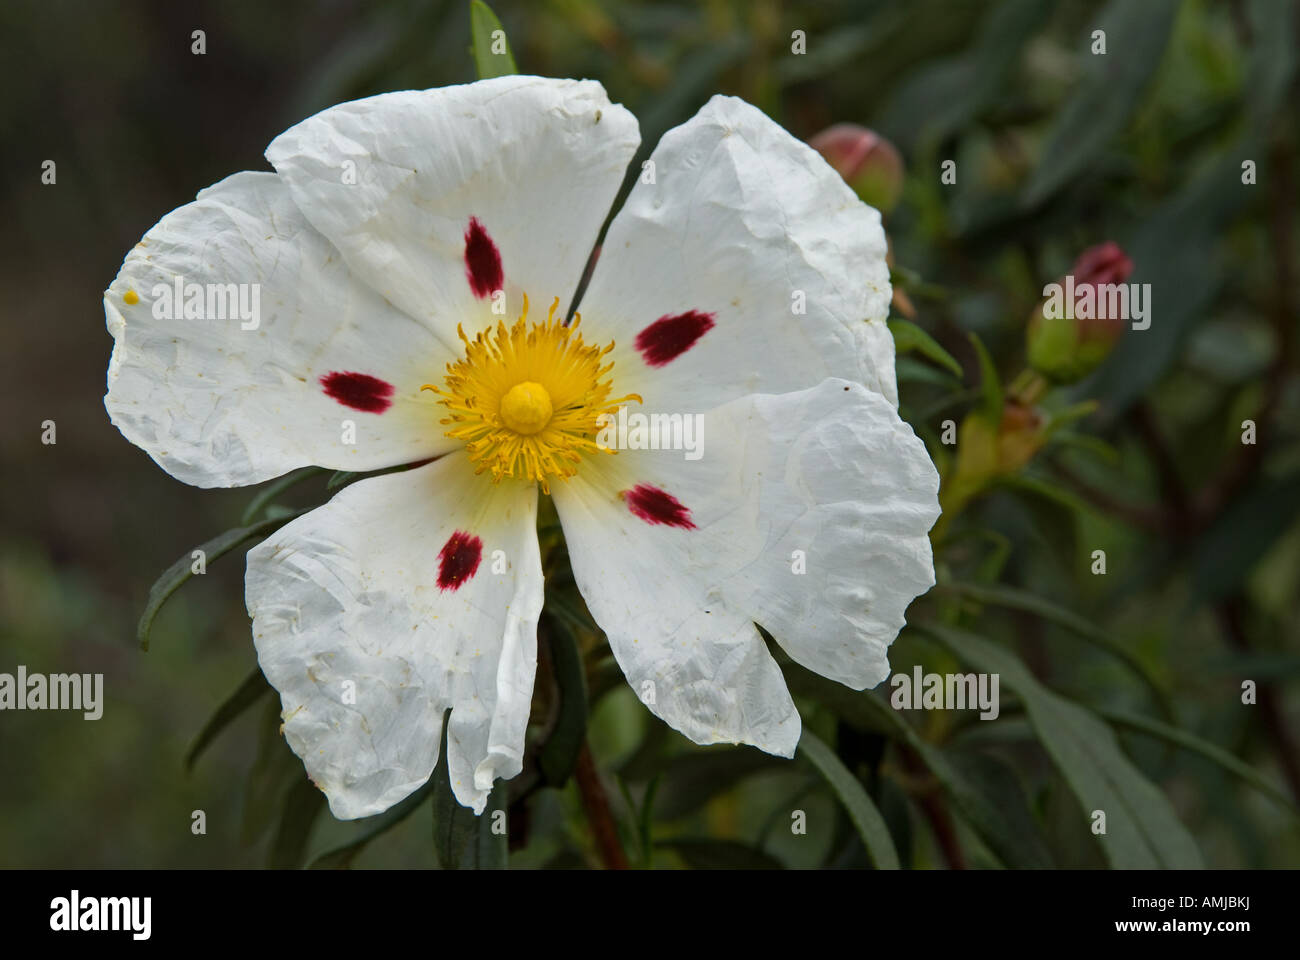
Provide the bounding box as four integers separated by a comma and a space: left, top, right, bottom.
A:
781, 659, 1051, 867
137, 509, 309, 651
469, 0, 517, 79
864, 691, 1053, 868
797, 730, 899, 870
538, 611, 589, 787
184, 668, 272, 772
326, 469, 360, 491
431, 724, 508, 869
240, 466, 326, 525
945, 581, 1174, 722
888, 318, 963, 378
1095, 707, 1296, 814
270, 777, 327, 869
242, 697, 305, 846
1020, 0, 1178, 207
309, 782, 434, 869
968, 332, 1001, 423
326, 460, 431, 493
918, 624, 1204, 868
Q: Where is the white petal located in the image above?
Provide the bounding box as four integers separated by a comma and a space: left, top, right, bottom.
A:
245, 455, 542, 818
578, 95, 897, 414
555, 467, 801, 756
105, 171, 456, 488
554, 379, 939, 754
265, 76, 640, 343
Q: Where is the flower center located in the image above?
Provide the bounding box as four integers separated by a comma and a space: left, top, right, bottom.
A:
423, 295, 641, 493
498, 381, 553, 435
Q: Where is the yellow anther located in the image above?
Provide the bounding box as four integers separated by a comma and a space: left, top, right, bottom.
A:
429, 295, 640, 491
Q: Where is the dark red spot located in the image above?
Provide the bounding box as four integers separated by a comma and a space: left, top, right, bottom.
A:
624, 484, 696, 529
464, 216, 503, 299
634, 310, 715, 367
437, 530, 483, 592
319, 371, 395, 413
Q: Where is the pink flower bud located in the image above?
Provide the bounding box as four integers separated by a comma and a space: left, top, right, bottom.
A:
1074, 242, 1133, 288
809, 124, 904, 214
1027, 242, 1135, 384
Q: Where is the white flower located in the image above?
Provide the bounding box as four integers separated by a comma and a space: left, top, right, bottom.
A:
104, 76, 941, 819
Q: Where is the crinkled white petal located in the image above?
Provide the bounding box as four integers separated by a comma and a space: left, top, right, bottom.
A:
578, 94, 897, 413
245, 455, 543, 818
104, 171, 456, 488
554, 379, 939, 754
554, 478, 801, 756
265, 76, 640, 346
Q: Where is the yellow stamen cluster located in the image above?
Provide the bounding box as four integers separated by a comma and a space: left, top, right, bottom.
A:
423, 296, 641, 493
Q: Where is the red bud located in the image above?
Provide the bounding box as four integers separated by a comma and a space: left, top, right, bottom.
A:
809, 124, 904, 214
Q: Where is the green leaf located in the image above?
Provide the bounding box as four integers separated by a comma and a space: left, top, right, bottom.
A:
431, 723, 507, 869
240, 467, 326, 525
896, 355, 962, 389
797, 730, 899, 870
538, 611, 588, 787
968, 332, 1001, 423
775, 16, 899, 87
652, 748, 785, 821
994, 474, 1082, 565
1242, 0, 1297, 129
241, 696, 304, 845
780, 654, 1051, 866
800, 674, 1050, 867
326, 470, 360, 491
915, 387, 983, 424
270, 776, 327, 869
137, 509, 309, 651
855, 690, 1052, 868
587, 657, 625, 707
469, 0, 517, 78
781, 660, 894, 736
1020, 0, 1179, 207
309, 783, 434, 869
1095, 706, 1296, 814
184, 668, 271, 772
944, 580, 1174, 722
656, 838, 784, 870
1189, 472, 1300, 604
1081, 4, 1289, 423
326, 461, 428, 493
1203, 652, 1300, 681
946, 750, 1053, 867
917, 623, 1204, 868
638, 775, 661, 869
889, 319, 963, 378
879, 0, 1053, 152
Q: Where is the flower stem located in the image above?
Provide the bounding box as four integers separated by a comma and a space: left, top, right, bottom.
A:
574, 741, 629, 869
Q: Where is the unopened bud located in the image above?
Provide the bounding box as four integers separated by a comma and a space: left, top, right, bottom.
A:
1027, 242, 1134, 383
809, 124, 904, 214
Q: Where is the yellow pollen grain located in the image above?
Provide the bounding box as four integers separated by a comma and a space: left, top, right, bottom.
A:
123, 289, 139, 305
422, 294, 641, 493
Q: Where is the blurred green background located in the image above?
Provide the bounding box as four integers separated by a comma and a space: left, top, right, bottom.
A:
1, 0, 1297, 869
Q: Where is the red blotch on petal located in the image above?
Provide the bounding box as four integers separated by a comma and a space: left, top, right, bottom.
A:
634, 310, 716, 367
464, 216, 504, 299
623, 484, 696, 529
437, 530, 483, 591
319, 371, 395, 413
